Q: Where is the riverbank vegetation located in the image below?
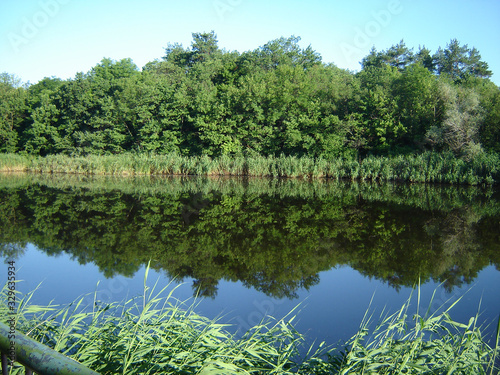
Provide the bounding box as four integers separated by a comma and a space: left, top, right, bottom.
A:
1, 33, 499, 183
1, 280, 498, 374
0, 151, 499, 184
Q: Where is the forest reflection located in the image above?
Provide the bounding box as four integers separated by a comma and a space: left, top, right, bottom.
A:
1, 174, 499, 299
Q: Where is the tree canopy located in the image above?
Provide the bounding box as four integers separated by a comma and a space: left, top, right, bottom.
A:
1, 33, 498, 159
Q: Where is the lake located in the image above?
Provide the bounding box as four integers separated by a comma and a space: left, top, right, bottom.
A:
1, 173, 499, 348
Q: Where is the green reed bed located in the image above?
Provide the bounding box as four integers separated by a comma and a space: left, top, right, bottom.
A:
310, 289, 500, 375
1, 277, 499, 375
0, 153, 33, 172
0, 151, 499, 184
2, 279, 307, 375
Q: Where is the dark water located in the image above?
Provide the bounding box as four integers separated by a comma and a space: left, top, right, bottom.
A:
1, 174, 499, 346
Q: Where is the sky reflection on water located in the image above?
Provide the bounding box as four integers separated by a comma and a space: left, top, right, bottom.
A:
13, 243, 500, 347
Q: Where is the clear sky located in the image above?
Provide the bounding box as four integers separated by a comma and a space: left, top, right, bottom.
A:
1, 0, 499, 85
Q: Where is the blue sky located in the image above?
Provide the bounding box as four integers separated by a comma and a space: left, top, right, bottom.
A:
1, 0, 500, 85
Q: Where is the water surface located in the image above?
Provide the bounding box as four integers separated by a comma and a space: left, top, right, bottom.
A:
1, 174, 499, 346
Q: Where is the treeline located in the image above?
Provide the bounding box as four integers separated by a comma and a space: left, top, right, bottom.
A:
1, 32, 499, 160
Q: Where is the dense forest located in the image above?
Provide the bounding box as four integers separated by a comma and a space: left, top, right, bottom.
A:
1, 32, 499, 160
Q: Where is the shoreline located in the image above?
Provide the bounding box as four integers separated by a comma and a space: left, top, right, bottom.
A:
0, 151, 499, 185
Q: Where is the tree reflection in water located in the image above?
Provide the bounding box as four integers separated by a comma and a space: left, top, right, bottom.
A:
1, 174, 499, 299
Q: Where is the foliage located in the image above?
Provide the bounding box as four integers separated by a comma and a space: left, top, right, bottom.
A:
300, 290, 499, 374
426, 81, 485, 158
433, 39, 492, 81
0, 281, 498, 374
0, 73, 28, 153
1, 151, 499, 185
0, 35, 498, 164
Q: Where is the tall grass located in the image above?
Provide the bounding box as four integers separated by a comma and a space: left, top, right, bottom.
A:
2, 277, 306, 374
305, 288, 500, 374
0, 153, 32, 172
1, 151, 499, 184
1, 275, 498, 374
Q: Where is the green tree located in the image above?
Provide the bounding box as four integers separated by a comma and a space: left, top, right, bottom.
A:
394, 63, 440, 147
252, 35, 321, 70
460, 76, 500, 153
24, 92, 61, 154
127, 72, 187, 153
355, 65, 406, 153
163, 42, 193, 68
426, 80, 484, 158
22, 77, 64, 155
53, 58, 141, 155
28, 77, 64, 99
477, 81, 500, 152
191, 31, 221, 63
0, 73, 27, 153
361, 41, 414, 71
163, 31, 222, 68
433, 39, 492, 81
184, 56, 230, 155
414, 46, 436, 72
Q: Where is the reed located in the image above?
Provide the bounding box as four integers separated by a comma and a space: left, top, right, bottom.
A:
2, 278, 305, 374
1, 276, 498, 374
0, 153, 31, 172
303, 288, 500, 374
0, 151, 499, 185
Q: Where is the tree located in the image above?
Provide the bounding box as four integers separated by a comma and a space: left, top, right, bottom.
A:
191, 31, 220, 63
360, 47, 383, 70
50, 59, 141, 155
28, 76, 63, 99
163, 42, 193, 68
361, 41, 413, 71
2, 35, 498, 160
426, 80, 484, 158
24, 92, 61, 155
433, 39, 492, 81
355, 65, 406, 153
90, 57, 139, 81
163, 31, 221, 69
480, 84, 500, 152
253, 36, 321, 70
21, 77, 65, 155
394, 63, 440, 147
127, 72, 188, 154
383, 40, 414, 71
414, 46, 435, 72
0, 73, 27, 153
462, 77, 500, 153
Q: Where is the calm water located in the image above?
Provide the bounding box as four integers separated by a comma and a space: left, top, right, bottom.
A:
1, 174, 499, 346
